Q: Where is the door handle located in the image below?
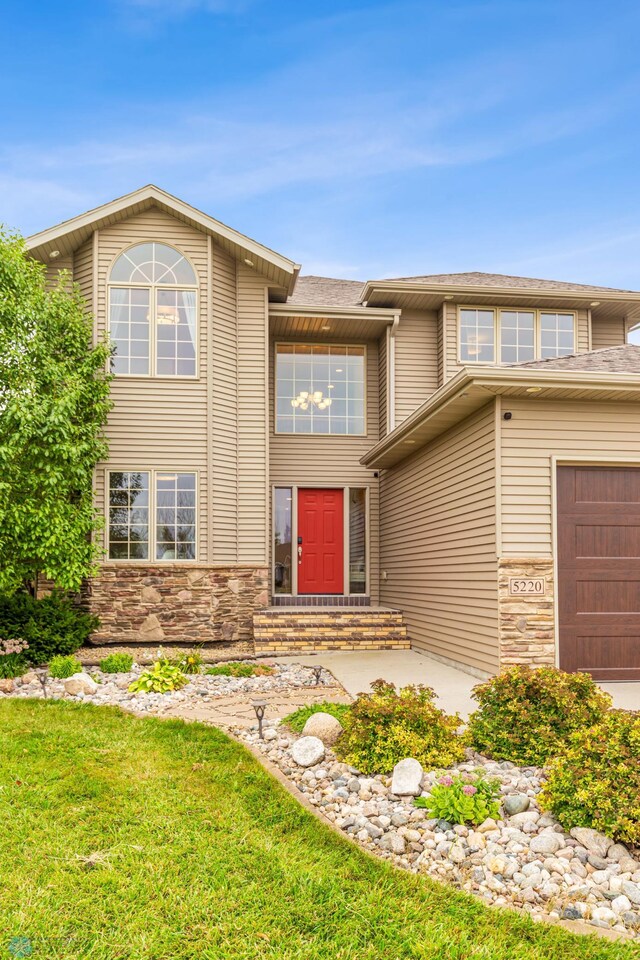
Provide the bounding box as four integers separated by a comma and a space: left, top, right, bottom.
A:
298, 544, 303, 564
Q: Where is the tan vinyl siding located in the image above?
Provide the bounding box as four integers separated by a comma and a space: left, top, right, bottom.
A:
576, 307, 589, 352
237, 264, 269, 564
96, 207, 210, 561
500, 398, 640, 557
591, 315, 627, 349
379, 331, 388, 437
394, 309, 439, 422
45, 256, 73, 289
210, 244, 239, 562
73, 238, 94, 311
379, 402, 499, 674
269, 337, 380, 601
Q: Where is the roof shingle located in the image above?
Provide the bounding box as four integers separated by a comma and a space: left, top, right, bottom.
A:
381, 271, 637, 294
287, 275, 364, 307
511, 344, 640, 373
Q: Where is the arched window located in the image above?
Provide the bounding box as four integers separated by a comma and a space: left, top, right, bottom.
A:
109, 242, 198, 377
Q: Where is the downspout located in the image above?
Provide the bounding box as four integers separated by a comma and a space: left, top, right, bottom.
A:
387, 314, 400, 433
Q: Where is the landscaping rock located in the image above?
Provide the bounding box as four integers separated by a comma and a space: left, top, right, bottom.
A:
290, 736, 325, 768
530, 832, 564, 855
302, 712, 344, 746
390, 758, 423, 796
0, 678, 15, 693
622, 881, 640, 906
64, 673, 98, 696
503, 794, 529, 816
569, 827, 611, 859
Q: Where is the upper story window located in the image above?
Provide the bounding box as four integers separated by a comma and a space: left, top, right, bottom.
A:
460, 308, 575, 364
109, 242, 198, 377
275, 343, 365, 435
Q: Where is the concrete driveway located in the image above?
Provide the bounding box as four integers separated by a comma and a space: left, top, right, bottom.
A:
275, 649, 639, 718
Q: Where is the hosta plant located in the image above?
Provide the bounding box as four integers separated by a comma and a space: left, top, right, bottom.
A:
415, 772, 501, 826
128, 658, 188, 694
0, 637, 29, 678
99, 652, 134, 673
49, 654, 83, 679
466, 666, 612, 766
336, 679, 464, 775
540, 710, 640, 845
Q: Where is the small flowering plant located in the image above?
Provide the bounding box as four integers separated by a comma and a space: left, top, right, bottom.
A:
0, 637, 29, 679
415, 771, 501, 825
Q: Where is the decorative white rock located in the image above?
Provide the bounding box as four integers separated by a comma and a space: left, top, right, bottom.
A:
569, 827, 611, 859
530, 831, 564, 855
63, 673, 98, 696
391, 758, 424, 796
302, 712, 344, 745
290, 735, 325, 767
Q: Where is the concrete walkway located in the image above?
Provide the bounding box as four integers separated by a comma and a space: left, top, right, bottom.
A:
275, 649, 639, 718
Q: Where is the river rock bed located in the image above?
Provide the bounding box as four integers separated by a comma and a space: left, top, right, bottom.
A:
237, 720, 640, 939
0, 662, 335, 714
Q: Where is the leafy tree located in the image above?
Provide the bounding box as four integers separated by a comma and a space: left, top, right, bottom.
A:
0, 228, 112, 594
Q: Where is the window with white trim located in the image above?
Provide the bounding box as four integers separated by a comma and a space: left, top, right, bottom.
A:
108, 470, 197, 560
540, 312, 575, 358
460, 309, 495, 362
500, 310, 535, 363
109, 242, 198, 378
275, 343, 365, 435
460, 308, 576, 363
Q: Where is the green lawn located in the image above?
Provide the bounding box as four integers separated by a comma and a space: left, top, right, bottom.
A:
0, 701, 637, 960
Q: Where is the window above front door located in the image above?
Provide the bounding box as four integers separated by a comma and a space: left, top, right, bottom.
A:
275, 343, 366, 435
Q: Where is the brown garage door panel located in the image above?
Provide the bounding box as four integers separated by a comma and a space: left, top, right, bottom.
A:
560, 636, 640, 681
558, 465, 640, 680
576, 579, 640, 614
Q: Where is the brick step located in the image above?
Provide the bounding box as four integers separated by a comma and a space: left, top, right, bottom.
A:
253, 606, 409, 654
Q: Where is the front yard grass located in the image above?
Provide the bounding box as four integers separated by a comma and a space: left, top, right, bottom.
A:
0, 700, 637, 960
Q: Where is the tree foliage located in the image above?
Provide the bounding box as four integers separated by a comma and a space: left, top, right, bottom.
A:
0, 228, 112, 593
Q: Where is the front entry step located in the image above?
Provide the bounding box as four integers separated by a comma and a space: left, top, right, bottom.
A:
253, 606, 409, 654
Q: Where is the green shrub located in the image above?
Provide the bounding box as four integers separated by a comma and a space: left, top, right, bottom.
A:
0, 638, 29, 678
283, 701, 351, 733
0, 590, 98, 665
175, 648, 203, 675
99, 652, 134, 673
335, 680, 464, 775
129, 658, 188, 694
49, 654, 83, 679
205, 661, 274, 678
415, 772, 501, 826
540, 710, 640, 844
466, 666, 612, 766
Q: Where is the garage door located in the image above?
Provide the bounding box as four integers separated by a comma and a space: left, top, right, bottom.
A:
558, 465, 640, 680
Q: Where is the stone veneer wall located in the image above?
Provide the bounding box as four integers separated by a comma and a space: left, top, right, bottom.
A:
498, 558, 555, 668
84, 565, 269, 648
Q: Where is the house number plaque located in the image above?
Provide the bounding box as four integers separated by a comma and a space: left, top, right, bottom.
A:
509, 577, 546, 596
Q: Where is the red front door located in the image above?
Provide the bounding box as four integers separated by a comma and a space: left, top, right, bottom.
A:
298, 489, 344, 594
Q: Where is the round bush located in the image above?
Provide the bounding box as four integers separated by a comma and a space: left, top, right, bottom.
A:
49, 654, 83, 679
539, 710, 640, 844
336, 679, 464, 775
99, 652, 134, 674
0, 590, 98, 665
466, 666, 612, 766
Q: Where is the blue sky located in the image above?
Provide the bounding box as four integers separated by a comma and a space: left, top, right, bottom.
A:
2, 0, 640, 287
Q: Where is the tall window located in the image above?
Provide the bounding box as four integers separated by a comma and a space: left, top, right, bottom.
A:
109, 242, 197, 377
108, 470, 197, 560
276, 344, 365, 435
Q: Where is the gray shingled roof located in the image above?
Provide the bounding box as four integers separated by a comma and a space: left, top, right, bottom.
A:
288, 271, 639, 307
287, 275, 364, 307
511, 344, 640, 373
382, 271, 637, 293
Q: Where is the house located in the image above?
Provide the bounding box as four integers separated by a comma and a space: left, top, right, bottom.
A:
26, 185, 640, 681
